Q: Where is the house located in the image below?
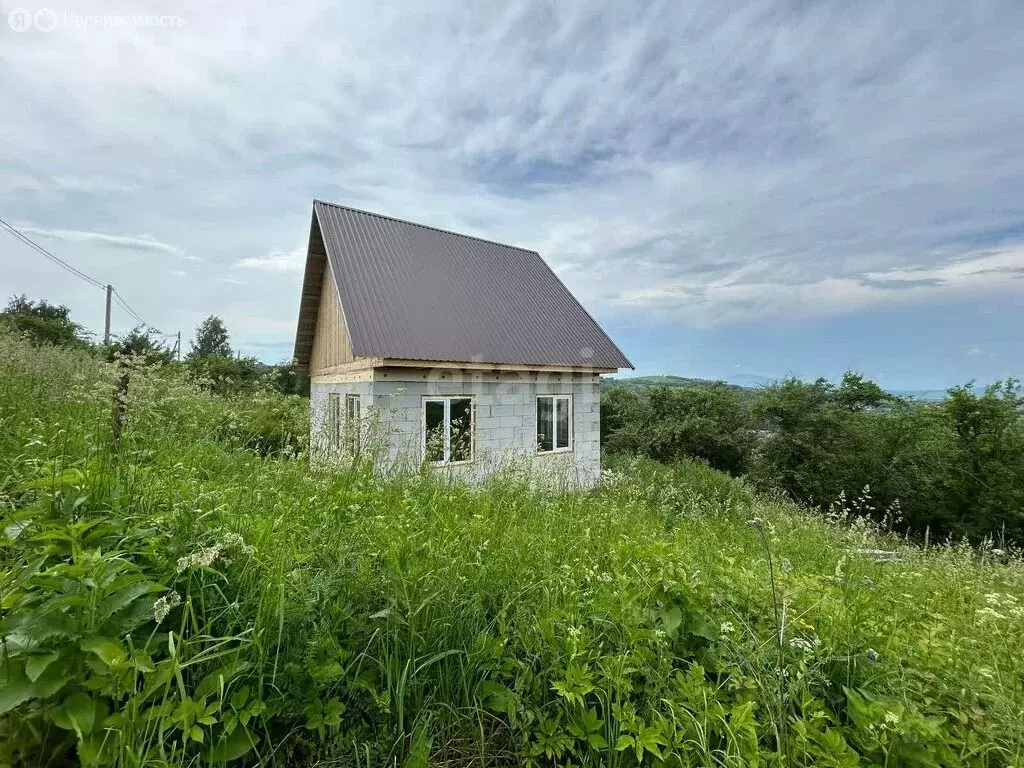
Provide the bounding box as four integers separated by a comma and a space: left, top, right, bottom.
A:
292, 200, 633, 485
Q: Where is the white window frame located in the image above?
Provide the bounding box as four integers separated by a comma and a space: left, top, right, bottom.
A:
422, 395, 475, 466
327, 393, 342, 451
345, 394, 361, 452
536, 394, 573, 454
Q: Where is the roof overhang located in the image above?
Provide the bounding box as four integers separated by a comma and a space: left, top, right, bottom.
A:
292, 209, 327, 372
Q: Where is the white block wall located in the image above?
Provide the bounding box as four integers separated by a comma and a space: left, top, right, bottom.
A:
311, 370, 602, 486
309, 380, 374, 456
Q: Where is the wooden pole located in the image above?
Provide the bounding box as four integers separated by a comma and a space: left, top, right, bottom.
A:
103, 284, 112, 345
112, 361, 129, 452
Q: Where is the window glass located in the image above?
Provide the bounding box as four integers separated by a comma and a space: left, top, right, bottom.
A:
537, 396, 554, 452
345, 395, 360, 452
424, 400, 445, 463
328, 393, 341, 450
555, 396, 570, 450
450, 398, 473, 462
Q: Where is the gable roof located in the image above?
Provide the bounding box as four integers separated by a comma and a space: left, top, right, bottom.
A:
293, 200, 633, 371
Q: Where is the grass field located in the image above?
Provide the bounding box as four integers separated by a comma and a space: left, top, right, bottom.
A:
1, 330, 1023, 766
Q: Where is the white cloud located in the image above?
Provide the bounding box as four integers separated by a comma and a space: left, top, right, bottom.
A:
18, 227, 185, 258
234, 250, 305, 272
611, 245, 1024, 325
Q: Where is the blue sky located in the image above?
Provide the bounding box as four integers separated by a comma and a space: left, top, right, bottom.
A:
1, 1, 1022, 389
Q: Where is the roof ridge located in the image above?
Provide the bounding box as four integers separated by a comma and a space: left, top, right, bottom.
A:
313, 199, 538, 254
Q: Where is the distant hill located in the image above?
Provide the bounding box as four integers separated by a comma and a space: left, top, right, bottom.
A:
602, 375, 751, 395
602, 375, 954, 402
888, 389, 949, 402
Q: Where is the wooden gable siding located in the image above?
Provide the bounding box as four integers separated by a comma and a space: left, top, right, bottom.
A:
309, 265, 354, 374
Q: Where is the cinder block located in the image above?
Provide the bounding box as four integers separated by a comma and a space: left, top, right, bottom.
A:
499, 416, 522, 429
491, 405, 514, 418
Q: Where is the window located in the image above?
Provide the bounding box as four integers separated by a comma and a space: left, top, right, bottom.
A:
327, 393, 342, 450
423, 396, 474, 464
345, 394, 361, 452
537, 395, 572, 453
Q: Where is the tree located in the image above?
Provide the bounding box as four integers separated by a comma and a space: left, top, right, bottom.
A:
107, 326, 175, 365
188, 315, 232, 358
263, 362, 310, 397
602, 384, 753, 475
187, 354, 262, 395
940, 380, 1024, 540
0, 295, 88, 348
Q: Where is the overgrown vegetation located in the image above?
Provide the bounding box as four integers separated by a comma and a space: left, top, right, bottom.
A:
2, 329, 1024, 766
603, 372, 1024, 544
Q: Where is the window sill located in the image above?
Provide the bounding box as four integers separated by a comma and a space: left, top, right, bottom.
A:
428, 460, 475, 468
536, 447, 573, 456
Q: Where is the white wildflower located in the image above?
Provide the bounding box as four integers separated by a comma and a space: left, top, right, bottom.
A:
220, 531, 255, 556
976, 607, 1006, 621
176, 543, 223, 572
720, 621, 735, 635
789, 637, 814, 653
884, 711, 900, 726
153, 591, 182, 623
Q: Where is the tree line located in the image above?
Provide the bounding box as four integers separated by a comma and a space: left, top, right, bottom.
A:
602, 372, 1024, 544
0, 295, 308, 396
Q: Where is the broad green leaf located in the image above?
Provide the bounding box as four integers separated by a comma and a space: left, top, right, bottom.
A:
96, 579, 161, 622
407, 725, 432, 768
660, 605, 683, 636
205, 728, 259, 762
25, 650, 60, 682
52, 691, 96, 735
129, 650, 155, 673
81, 636, 127, 666
0, 663, 33, 715
25, 611, 76, 643
323, 698, 345, 727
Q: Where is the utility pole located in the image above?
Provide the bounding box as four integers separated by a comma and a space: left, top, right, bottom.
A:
103, 284, 112, 345
176, 330, 181, 362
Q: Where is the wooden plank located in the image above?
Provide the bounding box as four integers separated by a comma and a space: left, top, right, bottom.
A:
308, 266, 356, 374
313, 358, 382, 375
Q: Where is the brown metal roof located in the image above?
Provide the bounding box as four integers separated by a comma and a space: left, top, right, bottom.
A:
293, 200, 633, 371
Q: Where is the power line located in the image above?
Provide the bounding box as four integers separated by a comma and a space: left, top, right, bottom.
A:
111, 288, 149, 328
1, 215, 165, 336
0, 216, 106, 290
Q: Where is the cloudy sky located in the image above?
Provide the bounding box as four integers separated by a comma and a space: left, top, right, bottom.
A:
2, 1, 1022, 389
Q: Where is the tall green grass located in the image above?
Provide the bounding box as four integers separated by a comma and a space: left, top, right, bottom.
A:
1, 330, 1023, 766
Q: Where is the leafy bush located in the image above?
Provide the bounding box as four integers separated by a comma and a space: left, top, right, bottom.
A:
602, 384, 753, 474
749, 374, 1024, 542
